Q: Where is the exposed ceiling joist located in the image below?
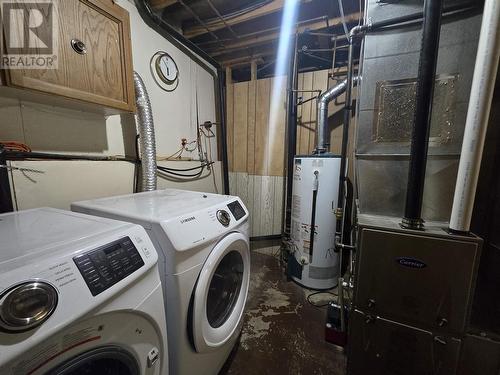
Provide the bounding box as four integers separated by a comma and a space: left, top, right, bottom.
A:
223, 56, 265, 68
209, 12, 361, 57
149, 0, 178, 10
184, 0, 288, 39
219, 45, 276, 64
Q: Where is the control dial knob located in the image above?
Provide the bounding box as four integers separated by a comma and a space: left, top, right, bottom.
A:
216, 210, 231, 227
0, 281, 58, 332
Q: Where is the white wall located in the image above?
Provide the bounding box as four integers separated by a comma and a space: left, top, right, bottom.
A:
1, 0, 222, 211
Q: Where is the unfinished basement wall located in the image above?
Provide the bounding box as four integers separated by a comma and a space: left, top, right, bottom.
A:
0, 0, 222, 211
227, 68, 354, 237
355, 0, 482, 222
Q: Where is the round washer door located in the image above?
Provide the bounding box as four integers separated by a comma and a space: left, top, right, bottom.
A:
192, 232, 250, 353
46, 346, 139, 375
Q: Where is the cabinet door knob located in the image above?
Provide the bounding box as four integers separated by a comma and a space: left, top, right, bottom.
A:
365, 315, 376, 324
434, 336, 447, 345
436, 317, 449, 327
71, 39, 87, 55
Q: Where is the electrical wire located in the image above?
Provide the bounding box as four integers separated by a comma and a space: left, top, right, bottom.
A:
206, 130, 219, 194
0, 141, 31, 152
157, 162, 214, 172
154, 72, 219, 187
198, 0, 273, 26
157, 165, 206, 178
199, 126, 216, 139
156, 171, 205, 181
134, 135, 140, 193
306, 291, 338, 308
163, 147, 185, 160
184, 140, 199, 153
195, 90, 205, 161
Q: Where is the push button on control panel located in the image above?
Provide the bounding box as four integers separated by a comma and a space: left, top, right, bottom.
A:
73, 237, 145, 296
216, 210, 231, 227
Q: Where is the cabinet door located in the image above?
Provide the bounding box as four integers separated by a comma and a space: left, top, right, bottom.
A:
354, 228, 480, 335
3, 0, 135, 112
348, 311, 461, 375
457, 334, 500, 375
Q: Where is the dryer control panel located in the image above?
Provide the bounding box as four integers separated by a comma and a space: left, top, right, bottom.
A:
73, 237, 144, 296
227, 200, 246, 221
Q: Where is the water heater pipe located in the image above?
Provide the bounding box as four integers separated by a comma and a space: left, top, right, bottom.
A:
309, 171, 319, 260
315, 77, 359, 154
134, 71, 158, 192
449, 0, 500, 233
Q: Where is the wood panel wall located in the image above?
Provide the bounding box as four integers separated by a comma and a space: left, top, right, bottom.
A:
226, 68, 352, 237
229, 172, 284, 237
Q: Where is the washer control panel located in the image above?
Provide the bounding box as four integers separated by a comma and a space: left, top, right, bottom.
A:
73, 237, 144, 296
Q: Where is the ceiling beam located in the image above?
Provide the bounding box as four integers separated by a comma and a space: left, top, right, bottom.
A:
149, 0, 178, 10
219, 46, 277, 65
208, 12, 361, 57
184, 0, 288, 39
223, 57, 265, 69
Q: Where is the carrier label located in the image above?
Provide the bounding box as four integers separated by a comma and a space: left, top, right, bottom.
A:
396, 257, 427, 269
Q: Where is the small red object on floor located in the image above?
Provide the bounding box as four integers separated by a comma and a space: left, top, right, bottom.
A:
325, 301, 348, 347
325, 324, 348, 347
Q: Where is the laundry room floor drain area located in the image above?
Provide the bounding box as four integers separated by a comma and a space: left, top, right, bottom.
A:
219, 242, 346, 375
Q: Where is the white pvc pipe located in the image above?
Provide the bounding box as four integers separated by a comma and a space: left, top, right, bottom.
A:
449, 0, 500, 232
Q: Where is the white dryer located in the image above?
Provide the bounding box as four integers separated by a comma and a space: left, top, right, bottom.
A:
0, 208, 168, 375
72, 189, 251, 375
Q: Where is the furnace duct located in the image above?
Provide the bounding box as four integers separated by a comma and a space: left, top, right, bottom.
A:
133, 71, 157, 192
316, 77, 359, 154
353, 2, 481, 222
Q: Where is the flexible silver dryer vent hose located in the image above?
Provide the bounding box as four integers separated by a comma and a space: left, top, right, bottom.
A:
133, 71, 157, 192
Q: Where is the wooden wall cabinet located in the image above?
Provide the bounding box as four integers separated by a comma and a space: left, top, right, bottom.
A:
1, 0, 136, 113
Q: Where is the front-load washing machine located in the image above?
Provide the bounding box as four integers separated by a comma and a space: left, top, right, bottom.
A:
72, 189, 251, 375
0, 208, 168, 375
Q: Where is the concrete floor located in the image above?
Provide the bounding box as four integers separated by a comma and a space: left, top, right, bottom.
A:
220, 241, 346, 375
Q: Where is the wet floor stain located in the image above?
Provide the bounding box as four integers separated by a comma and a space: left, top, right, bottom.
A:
220, 243, 346, 375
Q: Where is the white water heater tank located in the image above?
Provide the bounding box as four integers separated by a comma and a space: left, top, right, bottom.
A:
290, 155, 341, 290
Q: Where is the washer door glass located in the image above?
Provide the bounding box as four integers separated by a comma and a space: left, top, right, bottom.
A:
206, 251, 244, 328
47, 346, 139, 375
192, 232, 250, 353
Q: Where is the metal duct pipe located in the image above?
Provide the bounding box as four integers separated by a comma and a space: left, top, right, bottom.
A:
402, 0, 443, 229
450, 0, 500, 233
0, 147, 13, 213
134, 71, 157, 192
336, 26, 362, 235
218, 71, 230, 194
283, 34, 299, 236
316, 77, 359, 154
